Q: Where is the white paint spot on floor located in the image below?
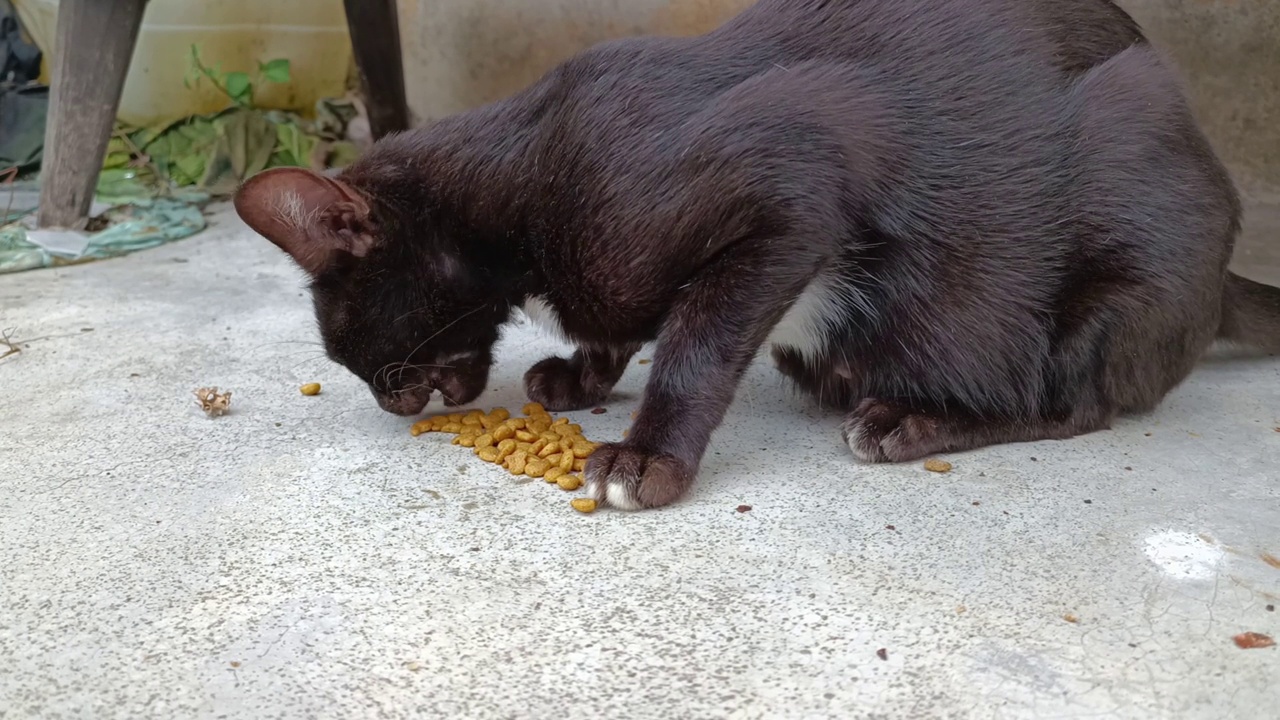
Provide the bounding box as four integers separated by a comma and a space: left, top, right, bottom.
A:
1142, 530, 1225, 580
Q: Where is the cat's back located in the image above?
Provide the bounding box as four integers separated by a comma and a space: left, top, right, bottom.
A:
528, 0, 1146, 154
718, 0, 1143, 72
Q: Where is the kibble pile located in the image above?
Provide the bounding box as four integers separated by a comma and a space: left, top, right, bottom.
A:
411, 402, 601, 512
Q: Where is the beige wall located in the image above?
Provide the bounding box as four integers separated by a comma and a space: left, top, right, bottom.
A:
397, 0, 749, 119
1118, 0, 1280, 201
397, 0, 1280, 199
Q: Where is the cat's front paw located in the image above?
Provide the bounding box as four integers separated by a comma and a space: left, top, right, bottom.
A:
841, 398, 941, 463
523, 355, 607, 411
584, 444, 694, 510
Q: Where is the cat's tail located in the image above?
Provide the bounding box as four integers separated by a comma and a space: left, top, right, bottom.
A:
1219, 272, 1280, 354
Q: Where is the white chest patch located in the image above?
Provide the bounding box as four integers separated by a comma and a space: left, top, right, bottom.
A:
521, 296, 567, 341
767, 272, 869, 360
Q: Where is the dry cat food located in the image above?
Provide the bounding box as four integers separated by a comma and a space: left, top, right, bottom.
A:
923, 458, 953, 473
299, 383, 322, 396
570, 498, 598, 514
411, 402, 601, 509
193, 387, 232, 417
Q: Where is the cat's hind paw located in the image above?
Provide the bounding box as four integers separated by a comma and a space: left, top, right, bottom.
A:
841, 398, 941, 463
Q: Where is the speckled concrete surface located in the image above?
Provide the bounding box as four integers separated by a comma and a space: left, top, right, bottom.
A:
1, 204, 1278, 719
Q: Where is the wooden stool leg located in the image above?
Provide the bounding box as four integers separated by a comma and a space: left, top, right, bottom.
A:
37, 0, 148, 229
343, 0, 410, 139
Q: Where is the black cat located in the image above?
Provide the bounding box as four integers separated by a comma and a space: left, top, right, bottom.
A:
234, 0, 1280, 510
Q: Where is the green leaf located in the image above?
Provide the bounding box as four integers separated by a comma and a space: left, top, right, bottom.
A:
172, 152, 207, 186
224, 72, 252, 105
260, 58, 291, 84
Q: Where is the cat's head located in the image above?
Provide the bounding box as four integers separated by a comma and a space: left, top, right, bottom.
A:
233, 166, 509, 416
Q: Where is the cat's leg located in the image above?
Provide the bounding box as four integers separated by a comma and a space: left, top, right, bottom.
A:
523, 343, 640, 411
841, 398, 1112, 463
770, 345, 861, 410
840, 278, 1204, 462
585, 241, 823, 510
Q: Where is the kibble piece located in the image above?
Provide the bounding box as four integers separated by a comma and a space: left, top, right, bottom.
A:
474, 434, 495, 449
525, 459, 551, 478
507, 417, 526, 430
477, 447, 501, 463
489, 408, 511, 422
545, 467, 567, 483
507, 452, 528, 475
559, 451, 576, 473
529, 438, 549, 455
522, 402, 546, 416
572, 441, 594, 458
557, 474, 583, 491
454, 434, 476, 448
571, 498, 597, 513
299, 382, 322, 396
538, 442, 560, 458
442, 422, 464, 434
923, 459, 953, 473
573, 459, 586, 472
410, 420, 433, 436
492, 425, 515, 442
515, 430, 537, 442
528, 419, 551, 434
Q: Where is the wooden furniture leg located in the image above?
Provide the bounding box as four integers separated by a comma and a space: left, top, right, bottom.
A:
342, 0, 411, 139
37, 0, 148, 229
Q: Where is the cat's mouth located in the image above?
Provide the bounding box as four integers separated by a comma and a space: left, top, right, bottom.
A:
371, 364, 491, 416
374, 387, 434, 416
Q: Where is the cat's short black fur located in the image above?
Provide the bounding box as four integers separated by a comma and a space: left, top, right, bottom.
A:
235, 0, 1280, 510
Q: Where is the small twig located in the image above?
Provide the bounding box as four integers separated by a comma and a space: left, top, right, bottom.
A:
0, 327, 96, 361
1, 327, 21, 361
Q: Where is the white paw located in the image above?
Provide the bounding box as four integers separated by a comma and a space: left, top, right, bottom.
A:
583, 478, 642, 511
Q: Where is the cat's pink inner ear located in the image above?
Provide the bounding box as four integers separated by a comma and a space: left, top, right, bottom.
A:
233, 167, 371, 275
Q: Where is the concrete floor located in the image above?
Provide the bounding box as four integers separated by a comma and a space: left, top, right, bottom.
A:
1, 202, 1278, 719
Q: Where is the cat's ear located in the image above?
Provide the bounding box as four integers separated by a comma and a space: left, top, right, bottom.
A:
233, 167, 376, 275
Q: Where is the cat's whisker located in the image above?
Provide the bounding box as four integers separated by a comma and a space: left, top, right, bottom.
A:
391, 305, 432, 325
397, 304, 487, 370
289, 354, 331, 371
276, 348, 328, 359
252, 340, 324, 350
